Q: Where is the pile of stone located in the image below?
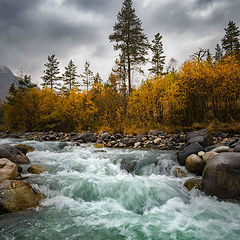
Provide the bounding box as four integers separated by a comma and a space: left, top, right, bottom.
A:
0, 144, 43, 214
0, 130, 188, 150
176, 129, 240, 202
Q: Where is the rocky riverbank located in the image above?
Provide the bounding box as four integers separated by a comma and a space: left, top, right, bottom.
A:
0, 129, 240, 150
0, 144, 43, 214
1, 129, 240, 204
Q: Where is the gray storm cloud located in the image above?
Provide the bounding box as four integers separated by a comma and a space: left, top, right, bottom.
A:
0, 0, 239, 85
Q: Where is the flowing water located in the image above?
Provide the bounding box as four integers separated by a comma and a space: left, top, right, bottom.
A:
0, 138, 240, 240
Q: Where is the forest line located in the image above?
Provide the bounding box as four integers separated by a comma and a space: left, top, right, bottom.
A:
1, 0, 240, 133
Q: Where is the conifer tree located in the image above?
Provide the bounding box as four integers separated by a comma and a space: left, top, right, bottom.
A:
62, 60, 79, 93
109, 0, 149, 94
41, 54, 61, 91
93, 72, 102, 84
149, 33, 166, 75
18, 74, 37, 89
221, 21, 240, 55
81, 61, 93, 92
214, 44, 223, 61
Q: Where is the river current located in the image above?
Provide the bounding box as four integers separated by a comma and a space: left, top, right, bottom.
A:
0, 138, 240, 240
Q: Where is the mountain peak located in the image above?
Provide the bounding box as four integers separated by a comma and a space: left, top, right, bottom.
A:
0, 66, 13, 74
0, 66, 18, 100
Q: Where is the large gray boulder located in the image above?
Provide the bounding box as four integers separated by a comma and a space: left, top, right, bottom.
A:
0, 144, 30, 164
187, 129, 213, 147
177, 142, 204, 166
202, 152, 240, 201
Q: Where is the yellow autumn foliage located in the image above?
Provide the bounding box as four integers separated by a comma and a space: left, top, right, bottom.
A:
2, 55, 240, 133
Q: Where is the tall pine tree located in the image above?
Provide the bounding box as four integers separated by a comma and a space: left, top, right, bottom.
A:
62, 60, 79, 93
81, 61, 93, 92
109, 0, 149, 94
149, 33, 166, 75
41, 54, 61, 91
221, 21, 240, 56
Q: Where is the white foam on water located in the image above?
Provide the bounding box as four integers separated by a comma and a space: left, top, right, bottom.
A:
1, 138, 240, 240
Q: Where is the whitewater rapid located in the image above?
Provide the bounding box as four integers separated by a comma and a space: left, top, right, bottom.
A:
0, 138, 240, 240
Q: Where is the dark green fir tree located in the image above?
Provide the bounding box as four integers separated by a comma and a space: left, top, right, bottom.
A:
62, 60, 79, 93
109, 0, 149, 94
41, 54, 61, 91
149, 33, 166, 75
221, 21, 240, 56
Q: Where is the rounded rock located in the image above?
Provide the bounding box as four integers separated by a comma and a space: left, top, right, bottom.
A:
0, 144, 30, 164
184, 178, 201, 191
210, 146, 230, 153
27, 164, 45, 175
202, 152, 218, 164
0, 158, 18, 182
185, 154, 205, 175
172, 167, 187, 178
202, 152, 240, 201
0, 180, 43, 214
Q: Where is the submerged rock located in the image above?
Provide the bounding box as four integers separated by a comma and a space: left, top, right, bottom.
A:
0, 158, 18, 182
202, 152, 240, 201
184, 178, 201, 191
27, 165, 45, 175
0, 180, 43, 214
14, 144, 35, 155
94, 143, 105, 149
172, 167, 187, 178
0, 144, 30, 164
120, 158, 137, 173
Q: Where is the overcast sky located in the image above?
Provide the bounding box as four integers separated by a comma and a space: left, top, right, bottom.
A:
0, 0, 239, 86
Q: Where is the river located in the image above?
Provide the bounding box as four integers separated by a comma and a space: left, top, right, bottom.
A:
0, 138, 240, 240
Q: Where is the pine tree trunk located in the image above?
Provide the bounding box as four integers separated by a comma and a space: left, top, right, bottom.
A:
128, 55, 131, 94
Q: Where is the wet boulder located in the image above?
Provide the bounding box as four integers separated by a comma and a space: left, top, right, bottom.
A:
15, 144, 35, 155
184, 178, 201, 191
0, 158, 18, 182
27, 164, 45, 175
177, 142, 204, 166
0, 144, 30, 164
202, 152, 240, 201
172, 167, 187, 178
185, 154, 205, 175
0, 180, 43, 214
120, 159, 137, 173
187, 129, 213, 147
94, 143, 105, 149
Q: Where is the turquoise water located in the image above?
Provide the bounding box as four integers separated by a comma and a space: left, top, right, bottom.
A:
0, 138, 240, 240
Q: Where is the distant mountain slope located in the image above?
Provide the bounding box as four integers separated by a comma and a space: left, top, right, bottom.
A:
0, 66, 18, 101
